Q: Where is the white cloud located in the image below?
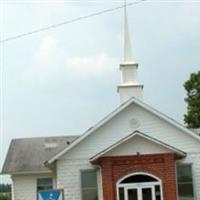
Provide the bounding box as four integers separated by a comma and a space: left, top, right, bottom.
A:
66, 53, 117, 78
23, 35, 65, 84
34, 35, 58, 65
23, 35, 117, 85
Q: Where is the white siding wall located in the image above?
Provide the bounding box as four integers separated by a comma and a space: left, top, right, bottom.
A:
105, 135, 173, 156
12, 173, 55, 200
57, 159, 103, 200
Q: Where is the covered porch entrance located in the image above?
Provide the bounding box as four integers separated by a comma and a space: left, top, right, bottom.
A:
90, 132, 185, 200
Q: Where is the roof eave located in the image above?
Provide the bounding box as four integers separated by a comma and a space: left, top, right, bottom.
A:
1, 170, 53, 175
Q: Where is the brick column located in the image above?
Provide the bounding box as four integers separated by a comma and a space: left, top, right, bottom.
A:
163, 154, 178, 200
100, 158, 115, 200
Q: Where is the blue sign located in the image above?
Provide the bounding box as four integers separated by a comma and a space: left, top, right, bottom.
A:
38, 189, 63, 200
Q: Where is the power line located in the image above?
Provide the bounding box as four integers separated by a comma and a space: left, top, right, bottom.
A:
0, 0, 146, 44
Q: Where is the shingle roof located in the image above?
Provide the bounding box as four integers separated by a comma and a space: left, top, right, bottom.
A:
1, 135, 79, 174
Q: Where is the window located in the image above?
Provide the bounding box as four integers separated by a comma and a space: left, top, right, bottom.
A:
81, 169, 98, 200
37, 178, 53, 191
177, 164, 194, 200
117, 173, 162, 200
121, 174, 157, 183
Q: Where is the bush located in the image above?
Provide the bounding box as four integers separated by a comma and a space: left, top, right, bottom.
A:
0, 193, 11, 200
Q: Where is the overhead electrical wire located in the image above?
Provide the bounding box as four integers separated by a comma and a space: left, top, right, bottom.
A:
0, 0, 147, 44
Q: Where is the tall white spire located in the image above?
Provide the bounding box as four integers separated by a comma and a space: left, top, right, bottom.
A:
117, 0, 143, 104
124, 0, 135, 64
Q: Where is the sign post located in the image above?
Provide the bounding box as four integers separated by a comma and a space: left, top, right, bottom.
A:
38, 189, 64, 200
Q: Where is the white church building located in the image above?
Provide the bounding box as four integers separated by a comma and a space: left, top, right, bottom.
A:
2, 3, 200, 200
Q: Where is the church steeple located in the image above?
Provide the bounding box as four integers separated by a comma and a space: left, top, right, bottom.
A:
118, 0, 143, 104
124, 0, 134, 64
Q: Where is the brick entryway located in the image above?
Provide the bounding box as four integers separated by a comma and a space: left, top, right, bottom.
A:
99, 153, 178, 200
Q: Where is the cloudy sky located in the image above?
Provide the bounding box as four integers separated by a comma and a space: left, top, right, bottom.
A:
0, 0, 200, 183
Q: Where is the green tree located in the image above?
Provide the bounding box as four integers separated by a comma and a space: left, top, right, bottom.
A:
0, 184, 11, 193
0, 193, 11, 200
184, 71, 200, 128
0, 184, 11, 200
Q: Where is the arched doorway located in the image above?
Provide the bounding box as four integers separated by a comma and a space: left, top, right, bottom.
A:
117, 172, 163, 200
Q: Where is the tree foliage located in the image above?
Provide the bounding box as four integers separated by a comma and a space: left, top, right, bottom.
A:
0, 193, 11, 200
0, 184, 11, 193
0, 184, 11, 200
184, 71, 200, 128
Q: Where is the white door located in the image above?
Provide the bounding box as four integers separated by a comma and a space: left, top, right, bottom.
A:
125, 185, 156, 200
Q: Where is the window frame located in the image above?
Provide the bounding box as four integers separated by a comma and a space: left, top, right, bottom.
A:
36, 177, 53, 192
80, 169, 99, 200
176, 162, 196, 200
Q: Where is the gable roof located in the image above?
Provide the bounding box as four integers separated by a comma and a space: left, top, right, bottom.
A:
47, 97, 200, 165
1, 135, 79, 174
90, 131, 186, 163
